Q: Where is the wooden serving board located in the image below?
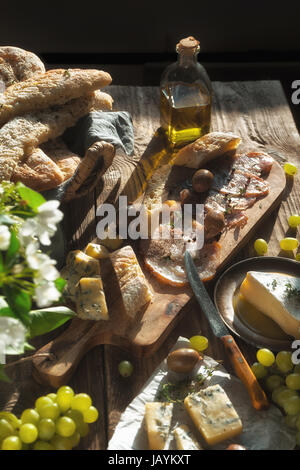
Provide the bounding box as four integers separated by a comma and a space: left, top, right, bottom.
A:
32, 154, 286, 387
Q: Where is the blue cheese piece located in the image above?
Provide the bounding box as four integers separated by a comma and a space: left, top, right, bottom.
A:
75, 276, 108, 321
184, 384, 242, 446
145, 402, 173, 450
110, 245, 153, 318
240, 271, 300, 338
61, 250, 100, 300
173, 424, 202, 450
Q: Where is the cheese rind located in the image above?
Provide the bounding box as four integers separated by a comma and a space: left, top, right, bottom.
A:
75, 276, 108, 321
145, 402, 173, 450
173, 424, 202, 450
240, 271, 300, 338
110, 245, 153, 318
184, 385, 242, 446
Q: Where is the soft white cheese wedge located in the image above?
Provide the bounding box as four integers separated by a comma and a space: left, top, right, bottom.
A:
240, 271, 300, 338
144, 402, 173, 450
173, 424, 202, 450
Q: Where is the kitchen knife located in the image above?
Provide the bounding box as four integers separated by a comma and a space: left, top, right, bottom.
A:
184, 251, 269, 411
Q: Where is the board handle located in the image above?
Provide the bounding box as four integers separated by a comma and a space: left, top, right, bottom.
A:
221, 335, 269, 411
32, 320, 111, 388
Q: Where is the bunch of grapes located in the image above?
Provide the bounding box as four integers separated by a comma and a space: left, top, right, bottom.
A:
0, 386, 98, 450
251, 348, 300, 446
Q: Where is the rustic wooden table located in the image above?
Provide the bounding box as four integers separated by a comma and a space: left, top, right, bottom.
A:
1, 81, 299, 450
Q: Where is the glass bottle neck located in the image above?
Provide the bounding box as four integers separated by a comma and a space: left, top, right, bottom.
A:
178, 52, 198, 67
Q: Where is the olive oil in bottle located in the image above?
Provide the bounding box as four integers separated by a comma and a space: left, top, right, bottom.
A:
160, 36, 212, 148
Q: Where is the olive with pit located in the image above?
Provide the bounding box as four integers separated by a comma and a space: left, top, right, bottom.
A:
204, 209, 225, 239
192, 169, 214, 193
167, 348, 201, 374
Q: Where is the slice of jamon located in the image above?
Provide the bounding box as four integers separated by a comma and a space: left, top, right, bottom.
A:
140, 229, 221, 287
233, 152, 273, 176
225, 212, 248, 229
205, 190, 228, 213
227, 196, 256, 212
218, 170, 249, 197
244, 173, 269, 197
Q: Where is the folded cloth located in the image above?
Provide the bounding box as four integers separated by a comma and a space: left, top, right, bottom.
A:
43, 110, 134, 268
43, 110, 134, 202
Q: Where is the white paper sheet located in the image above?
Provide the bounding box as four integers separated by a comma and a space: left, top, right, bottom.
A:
108, 337, 296, 450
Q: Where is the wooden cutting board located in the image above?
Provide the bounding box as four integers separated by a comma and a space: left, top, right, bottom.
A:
32, 154, 286, 387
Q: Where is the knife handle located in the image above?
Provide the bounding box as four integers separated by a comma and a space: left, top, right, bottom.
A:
221, 335, 269, 411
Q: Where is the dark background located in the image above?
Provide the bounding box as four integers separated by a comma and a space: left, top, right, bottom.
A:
1, 0, 300, 125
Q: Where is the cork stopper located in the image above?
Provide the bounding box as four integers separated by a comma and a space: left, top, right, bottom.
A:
176, 36, 200, 54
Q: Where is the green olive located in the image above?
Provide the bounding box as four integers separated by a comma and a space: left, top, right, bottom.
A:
167, 348, 201, 374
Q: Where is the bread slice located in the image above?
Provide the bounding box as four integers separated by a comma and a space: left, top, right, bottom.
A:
172, 131, 241, 168
110, 245, 153, 318
0, 46, 45, 89
0, 68, 112, 125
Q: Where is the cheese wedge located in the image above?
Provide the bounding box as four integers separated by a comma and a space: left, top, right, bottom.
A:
240, 271, 300, 338
173, 424, 202, 450
145, 402, 173, 450
184, 385, 242, 446
110, 245, 153, 318
61, 250, 100, 299
75, 276, 108, 321
85, 243, 109, 260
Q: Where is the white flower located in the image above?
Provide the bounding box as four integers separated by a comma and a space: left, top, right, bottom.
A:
0, 225, 11, 251
25, 243, 59, 282
18, 200, 63, 247
0, 316, 27, 362
34, 281, 61, 308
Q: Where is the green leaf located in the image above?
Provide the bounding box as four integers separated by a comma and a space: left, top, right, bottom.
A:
24, 341, 35, 352
0, 365, 11, 383
0, 251, 3, 273
16, 183, 46, 212
0, 296, 16, 318
55, 277, 66, 293
0, 214, 15, 226
28, 306, 75, 338
3, 286, 32, 326
5, 229, 20, 267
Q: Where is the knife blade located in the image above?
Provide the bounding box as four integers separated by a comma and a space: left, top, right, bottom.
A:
184, 251, 269, 411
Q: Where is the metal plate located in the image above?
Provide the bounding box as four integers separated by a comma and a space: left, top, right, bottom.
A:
214, 256, 299, 351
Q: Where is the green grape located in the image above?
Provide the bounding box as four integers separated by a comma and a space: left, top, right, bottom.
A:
69, 431, 81, 448
46, 393, 57, 402
284, 413, 299, 429
272, 386, 288, 404
33, 440, 55, 450
38, 403, 60, 420
286, 373, 300, 391
265, 375, 285, 392
71, 394, 92, 412
19, 423, 38, 444
35, 397, 53, 412
251, 362, 268, 379
65, 409, 84, 426
1, 435, 22, 450
189, 335, 209, 352
288, 214, 300, 228
50, 434, 73, 450
57, 389, 74, 412
254, 238, 268, 255
56, 416, 76, 437
118, 361, 134, 378
83, 406, 99, 424
0, 418, 14, 440
296, 253, 300, 262
57, 386, 74, 397
77, 421, 89, 438
21, 408, 40, 425
296, 431, 300, 447
296, 414, 300, 431
37, 418, 56, 441
257, 348, 275, 367
294, 364, 300, 374
22, 443, 30, 450
284, 162, 298, 176
283, 396, 300, 415
0, 412, 20, 429
280, 238, 299, 251
276, 351, 294, 374
276, 388, 298, 408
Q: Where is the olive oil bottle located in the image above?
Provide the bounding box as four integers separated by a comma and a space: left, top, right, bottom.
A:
160, 36, 212, 148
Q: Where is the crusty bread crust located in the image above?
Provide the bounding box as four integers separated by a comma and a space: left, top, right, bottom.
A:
0, 91, 107, 182
41, 138, 81, 183
0, 46, 45, 89
0, 68, 112, 126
